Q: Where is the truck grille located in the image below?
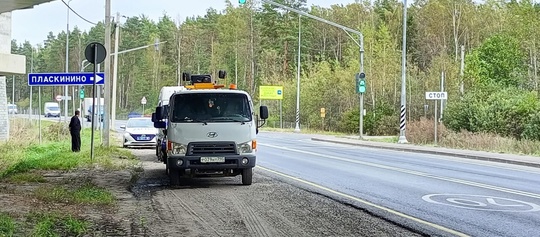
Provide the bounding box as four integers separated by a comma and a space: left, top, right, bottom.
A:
188, 142, 237, 155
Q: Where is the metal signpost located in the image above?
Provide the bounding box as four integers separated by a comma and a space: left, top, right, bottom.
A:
356, 73, 366, 139
27, 42, 107, 160
28, 72, 105, 86
259, 86, 283, 128
55, 95, 62, 122
141, 96, 147, 115
320, 107, 325, 130
85, 42, 107, 161
425, 91, 448, 144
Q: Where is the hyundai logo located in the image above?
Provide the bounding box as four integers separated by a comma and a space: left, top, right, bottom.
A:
207, 132, 218, 138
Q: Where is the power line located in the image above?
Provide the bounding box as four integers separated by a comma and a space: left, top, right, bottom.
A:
61, 0, 97, 26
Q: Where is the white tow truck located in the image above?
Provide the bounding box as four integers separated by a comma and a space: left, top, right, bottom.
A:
153, 71, 268, 185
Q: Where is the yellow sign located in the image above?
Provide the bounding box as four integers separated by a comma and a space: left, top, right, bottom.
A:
320, 108, 325, 113
259, 86, 283, 100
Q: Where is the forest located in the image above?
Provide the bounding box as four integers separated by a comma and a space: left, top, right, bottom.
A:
8, 0, 540, 140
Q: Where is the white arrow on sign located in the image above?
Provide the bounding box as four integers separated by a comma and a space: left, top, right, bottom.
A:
89, 74, 104, 84
425, 92, 448, 100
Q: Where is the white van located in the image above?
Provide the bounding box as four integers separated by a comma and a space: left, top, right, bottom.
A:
8, 104, 18, 114
158, 86, 186, 107
44, 102, 61, 117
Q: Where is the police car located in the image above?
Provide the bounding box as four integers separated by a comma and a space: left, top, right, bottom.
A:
121, 117, 158, 148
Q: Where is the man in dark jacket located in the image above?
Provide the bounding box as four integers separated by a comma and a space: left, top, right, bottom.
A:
69, 110, 82, 152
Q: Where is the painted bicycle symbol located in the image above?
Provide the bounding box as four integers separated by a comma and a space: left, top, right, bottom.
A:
422, 194, 540, 212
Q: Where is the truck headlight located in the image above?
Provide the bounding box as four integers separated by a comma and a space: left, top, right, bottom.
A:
170, 143, 186, 155
237, 141, 254, 154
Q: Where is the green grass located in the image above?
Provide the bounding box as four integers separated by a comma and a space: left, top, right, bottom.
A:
31, 217, 57, 237
260, 127, 348, 136
0, 121, 137, 180
34, 183, 115, 206
363, 136, 399, 143
6, 172, 47, 184
27, 212, 88, 237
0, 213, 16, 237
63, 216, 89, 236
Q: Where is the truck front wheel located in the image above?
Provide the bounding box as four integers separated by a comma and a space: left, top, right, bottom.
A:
169, 168, 186, 186
241, 168, 253, 185
169, 168, 180, 186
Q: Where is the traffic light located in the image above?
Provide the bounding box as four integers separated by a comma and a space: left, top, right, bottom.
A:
239, 0, 246, 4
79, 86, 85, 99
355, 72, 366, 94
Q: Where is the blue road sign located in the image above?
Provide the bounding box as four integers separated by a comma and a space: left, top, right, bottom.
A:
28, 72, 105, 86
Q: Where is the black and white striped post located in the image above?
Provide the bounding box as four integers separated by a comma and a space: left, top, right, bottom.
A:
398, 0, 409, 144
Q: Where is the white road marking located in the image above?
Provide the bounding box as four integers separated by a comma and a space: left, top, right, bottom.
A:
257, 166, 468, 237
259, 143, 540, 199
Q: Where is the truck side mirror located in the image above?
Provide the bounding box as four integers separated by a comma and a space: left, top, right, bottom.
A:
163, 105, 170, 118
260, 106, 269, 120
154, 121, 166, 129
218, 70, 227, 79
182, 72, 191, 81
155, 107, 163, 121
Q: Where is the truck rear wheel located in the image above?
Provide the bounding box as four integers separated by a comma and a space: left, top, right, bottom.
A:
241, 168, 253, 185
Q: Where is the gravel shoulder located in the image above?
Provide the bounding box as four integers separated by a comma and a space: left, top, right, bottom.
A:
125, 149, 423, 237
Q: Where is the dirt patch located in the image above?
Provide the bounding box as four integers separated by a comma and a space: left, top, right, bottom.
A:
126, 149, 423, 237
0, 168, 140, 236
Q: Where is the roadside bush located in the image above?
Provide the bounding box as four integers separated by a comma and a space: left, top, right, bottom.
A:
407, 118, 448, 144
444, 88, 540, 140
338, 102, 395, 135
522, 111, 540, 141
45, 123, 70, 142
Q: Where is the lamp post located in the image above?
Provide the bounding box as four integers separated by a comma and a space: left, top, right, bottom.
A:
64, 0, 72, 122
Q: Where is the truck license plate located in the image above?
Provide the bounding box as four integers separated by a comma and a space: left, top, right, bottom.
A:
200, 157, 225, 163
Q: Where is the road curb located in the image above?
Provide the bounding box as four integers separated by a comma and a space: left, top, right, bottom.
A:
311, 137, 540, 169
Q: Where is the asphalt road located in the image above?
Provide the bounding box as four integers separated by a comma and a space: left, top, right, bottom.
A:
256, 132, 540, 237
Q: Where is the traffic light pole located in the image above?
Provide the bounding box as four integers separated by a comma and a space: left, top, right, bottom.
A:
359, 35, 364, 140
255, 0, 366, 137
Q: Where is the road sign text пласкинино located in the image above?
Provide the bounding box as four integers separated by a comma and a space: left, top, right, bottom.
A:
28, 72, 105, 86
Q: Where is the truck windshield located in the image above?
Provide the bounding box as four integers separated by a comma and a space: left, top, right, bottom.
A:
171, 93, 252, 123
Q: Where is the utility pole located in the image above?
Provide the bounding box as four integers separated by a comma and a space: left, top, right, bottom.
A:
294, 15, 301, 133
440, 71, 445, 122
64, 0, 72, 122
11, 76, 14, 105
398, 0, 409, 144
103, 0, 111, 146
460, 45, 465, 97
111, 12, 120, 130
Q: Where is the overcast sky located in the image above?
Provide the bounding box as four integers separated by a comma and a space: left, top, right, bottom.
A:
11, 0, 359, 46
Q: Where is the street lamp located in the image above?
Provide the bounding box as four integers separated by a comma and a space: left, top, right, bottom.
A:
64, 0, 72, 122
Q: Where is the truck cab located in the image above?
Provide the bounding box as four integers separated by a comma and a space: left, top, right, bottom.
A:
153, 71, 268, 185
